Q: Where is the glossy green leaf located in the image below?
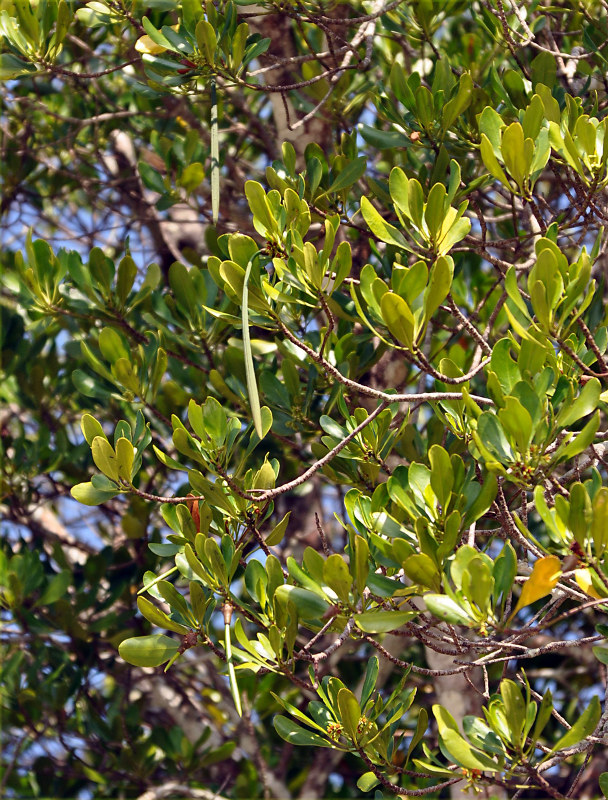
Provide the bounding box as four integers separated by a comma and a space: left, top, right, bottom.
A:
357, 772, 380, 791
361, 196, 408, 248
439, 728, 500, 771
425, 594, 472, 626
274, 715, 333, 747
442, 72, 473, 131
137, 596, 190, 635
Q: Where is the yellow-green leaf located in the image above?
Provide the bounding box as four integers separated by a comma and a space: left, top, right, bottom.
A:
91, 436, 119, 482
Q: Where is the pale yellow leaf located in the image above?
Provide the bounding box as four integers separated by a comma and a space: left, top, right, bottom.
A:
135, 34, 165, 54
574, 568, 602, 599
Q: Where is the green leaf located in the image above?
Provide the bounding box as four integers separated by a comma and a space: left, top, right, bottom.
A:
195, 19, 216, 64
242, 251, 264, 438
531, 53, 557, 89
500, 680, 526, 743
253, 458, 276, 490
381, 292, 415, 348
118, 634, 180, 667
71, 481, 119, 506
266, 511, 290, 546
184, 544, 209, 583
115, 437, 134, 482
323, 554, 352, 603
98, 327, 129, 364
531, 688, 553, 744
480, 133, 510, 187
406, 708, 428, 766
592, 647, 608, 665
256, 406, 273, 441
357, 772, 380, 792
115, 255, 137, 306
337, 687, 361, 740
353, 535, 370, 598
179, 162, 205, 192
274, 715, 333, 747
141, 17, 178, 52
425, 182, 447, 241
245, 181, 276, 234
361, 196, 408, 249
424, 256, 453, 319
0, 53, 36, 79
547, 696, 601, 754
38, 571, 71, 606
425, 594, 473, 626
402, 554, 440, 591
137, 596, 190, 635
320, 156, 367, 197
360, 656, 379, 709
241, 36, 271, 68
81, 414, 106, 446
439, 728, 500, 771
274, 585, 330, 620
592, 487, 608, 558
501, 122, 528, 191
556, 378, 601, 428
157, 579, 192, 621
138, 160, 166, 194
442, 72, 473, 130
204, 538, 228, 585
358, 125, 409, 149
429, 444, 453, 508
355, 609, 418, 633
475, 413, 512, 463
499, 396, 532, 454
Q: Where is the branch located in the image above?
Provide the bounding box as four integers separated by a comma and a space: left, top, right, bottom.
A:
275, 316, 494, 406
136, 783, 230, 800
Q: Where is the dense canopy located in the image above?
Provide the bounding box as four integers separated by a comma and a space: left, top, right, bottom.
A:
2, 1, 608, 798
